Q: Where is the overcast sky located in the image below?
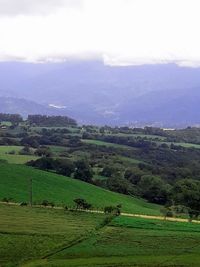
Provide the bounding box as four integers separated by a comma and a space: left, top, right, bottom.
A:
0, 0, 200, 66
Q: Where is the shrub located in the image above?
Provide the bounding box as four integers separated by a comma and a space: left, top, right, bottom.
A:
104, 206, 121, 216
20, 202, 28, 206
41, 200, 49, 207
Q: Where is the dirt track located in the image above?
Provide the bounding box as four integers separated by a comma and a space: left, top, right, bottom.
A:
1, 201, 199, 224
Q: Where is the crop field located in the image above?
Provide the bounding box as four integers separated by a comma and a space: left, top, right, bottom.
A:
0, 145, 38, 164
1, 206, 199, 267
42, 216, 200, 267
0, 163, 160, 215
0, 204, 104, 267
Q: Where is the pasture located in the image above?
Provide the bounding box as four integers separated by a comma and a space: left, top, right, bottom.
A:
0, 145, 38, 164
1, 205, 199, 267
0, 163, 160, 215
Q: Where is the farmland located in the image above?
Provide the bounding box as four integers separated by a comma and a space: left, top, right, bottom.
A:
1, 204, 200, 267
1, 117, 200, 266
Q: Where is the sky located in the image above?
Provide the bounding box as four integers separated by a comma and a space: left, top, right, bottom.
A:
0, 0, 200, 66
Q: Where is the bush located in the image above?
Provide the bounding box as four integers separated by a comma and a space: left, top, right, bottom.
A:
1, 197, 12, 203
8, 150, 15, 155
41, 200, 49, 207
73, 198, 92, 210
20, 202, 28, 206
104, 205, 121, 216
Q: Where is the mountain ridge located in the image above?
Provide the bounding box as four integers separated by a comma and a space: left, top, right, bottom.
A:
0, 61, 200, 126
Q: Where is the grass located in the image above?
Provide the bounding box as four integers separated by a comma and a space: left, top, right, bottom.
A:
173, 142, 200, 149
2, 205, 200, 267
83, 137, 200, 151
0, 121, 12, 126
44, 216, 200, 267
0, 163, 160, 215
112, 215, 200, 232
109, 132, 167, 140
0, 145, 38, 164
82, 139, 134, 150
0, 204, 103, 266
156, 141, 200, 149
116, 155, 143, 164
21, 255, 200, 267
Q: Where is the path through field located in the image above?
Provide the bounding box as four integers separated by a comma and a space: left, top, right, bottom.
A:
1, 201, 199, 224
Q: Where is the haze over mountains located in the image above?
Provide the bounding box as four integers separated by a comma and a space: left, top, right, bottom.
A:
1, 60, 200, 127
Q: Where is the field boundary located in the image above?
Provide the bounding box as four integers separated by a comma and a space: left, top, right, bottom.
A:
1, 201, 200, 224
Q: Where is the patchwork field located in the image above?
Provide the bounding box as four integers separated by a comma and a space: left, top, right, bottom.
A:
0, 204, 103, 267
1, 205, 200, 267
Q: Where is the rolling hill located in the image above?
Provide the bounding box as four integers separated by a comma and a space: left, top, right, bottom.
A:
0, 97, 69, 117
0, 163, 160, 215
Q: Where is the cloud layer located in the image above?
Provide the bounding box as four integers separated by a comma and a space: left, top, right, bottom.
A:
0, 0, 200, 66
0, 0, 81, 16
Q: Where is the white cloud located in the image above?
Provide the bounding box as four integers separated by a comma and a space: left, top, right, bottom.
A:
0, 0, 82, 16
0, 0, 200, 66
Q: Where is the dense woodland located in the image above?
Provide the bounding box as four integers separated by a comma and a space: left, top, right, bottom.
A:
1, 113, 200, 219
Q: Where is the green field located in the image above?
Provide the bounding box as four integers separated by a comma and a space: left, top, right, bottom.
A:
109, 132, 167, 140
2, 204, 200, 267
83, 137, 200, 150
82, 139, 135, 150
0, 146, 38, 164
172, 142, 200, 149
0, 163, 160, 215
155, 141, 200, 149
44, 216, 200, 267
0, 204, 104, 267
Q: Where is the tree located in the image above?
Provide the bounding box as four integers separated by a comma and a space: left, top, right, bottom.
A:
34, 147, 52, 157
160, 206, 174, 219
74, 160, 93, 182
104, 205, 121, 216
138, 175, 170, 204
101, 166, 115, 177
19, 146, 32, 155
106, 176, 135, 195
54, 159, 74, 176
27, 157, 75, 177
172, 179, 200, 221
73, 198, 92, 210
41, 200, 49, 207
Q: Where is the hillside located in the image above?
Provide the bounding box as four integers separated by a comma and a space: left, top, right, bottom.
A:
0, 163, 160, 215
0, 97, 70, 117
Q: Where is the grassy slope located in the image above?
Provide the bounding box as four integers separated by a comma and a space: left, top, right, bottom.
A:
108, 132, 167, 140
83, 138, 200, 150
0, 145, 38, 164
81, 139, 134, 150
0, 163, 160, 215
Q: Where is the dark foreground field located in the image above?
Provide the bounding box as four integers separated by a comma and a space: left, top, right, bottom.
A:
1, 204, 200, 267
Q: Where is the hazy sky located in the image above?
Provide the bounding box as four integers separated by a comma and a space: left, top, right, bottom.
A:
0, 0, 200, 66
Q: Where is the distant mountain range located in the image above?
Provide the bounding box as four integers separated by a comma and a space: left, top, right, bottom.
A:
1, 60, 200, 127
0, 97, 66, 117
